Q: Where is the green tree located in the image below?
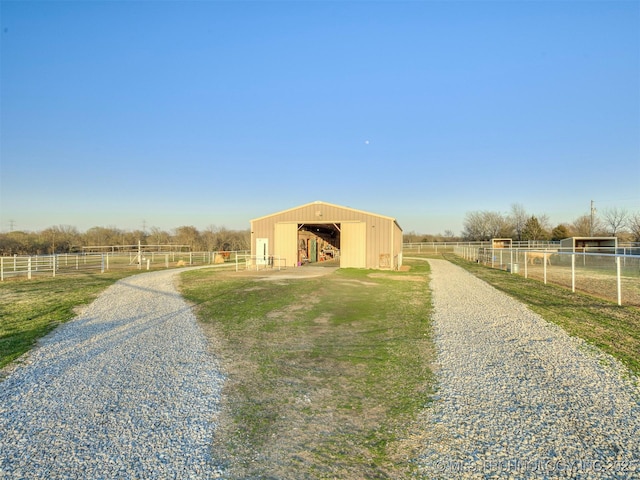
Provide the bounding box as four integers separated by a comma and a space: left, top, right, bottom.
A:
551, 224, 570, 241
522, 216, 549, 241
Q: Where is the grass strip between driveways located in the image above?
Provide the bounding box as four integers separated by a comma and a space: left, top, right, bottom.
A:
441, 253, 640, 376
179, 261, 435, 479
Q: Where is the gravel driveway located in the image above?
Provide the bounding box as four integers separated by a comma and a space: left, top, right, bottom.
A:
0, 268, 224, 479
417, 259, 640, 479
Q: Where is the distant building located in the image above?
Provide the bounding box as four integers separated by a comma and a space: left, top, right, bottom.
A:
250, 201, 403, 269
559, 237, 618, 253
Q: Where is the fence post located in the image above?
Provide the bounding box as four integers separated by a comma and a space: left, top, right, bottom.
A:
101, 254, 105, 273
571, 254, 576, 292
616, 256, 622, 306
1, 257, 3, 281
52, 254, 56, 278
543, 253, 547, 284
28, 257, 32, 280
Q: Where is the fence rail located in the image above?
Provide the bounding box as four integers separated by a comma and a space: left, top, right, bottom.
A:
454, 246, 640, 306
0, 251, 249, 281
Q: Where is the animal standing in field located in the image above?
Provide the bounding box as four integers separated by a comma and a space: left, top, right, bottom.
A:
527, 251, 552, 265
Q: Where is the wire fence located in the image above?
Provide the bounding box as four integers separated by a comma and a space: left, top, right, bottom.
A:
454, 246, 640, 307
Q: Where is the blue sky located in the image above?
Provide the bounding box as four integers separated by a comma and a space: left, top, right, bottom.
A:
1, 0, 639, 235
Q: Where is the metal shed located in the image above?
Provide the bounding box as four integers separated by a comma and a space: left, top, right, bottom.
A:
559, 237, 618, 253
250, 201, 403, 270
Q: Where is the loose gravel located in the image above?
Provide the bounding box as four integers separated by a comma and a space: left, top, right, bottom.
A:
0, 268, 224, 479
417, 259, 640, 479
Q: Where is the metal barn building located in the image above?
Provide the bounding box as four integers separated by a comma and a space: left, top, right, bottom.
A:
250, 201, 403, 270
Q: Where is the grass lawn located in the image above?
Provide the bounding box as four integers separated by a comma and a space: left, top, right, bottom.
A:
0, 272, 132, 370
179, 260, 435, 479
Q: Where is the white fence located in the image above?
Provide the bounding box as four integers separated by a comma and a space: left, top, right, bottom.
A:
0, 251, 249, 281
236, 255, 286, 271
454, 246, 640, 306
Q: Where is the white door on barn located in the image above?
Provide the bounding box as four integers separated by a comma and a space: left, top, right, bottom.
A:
340, 222, 366, 268
256, 238, 269, 265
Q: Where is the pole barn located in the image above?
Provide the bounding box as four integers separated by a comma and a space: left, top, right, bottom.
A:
250, 201, 403, 270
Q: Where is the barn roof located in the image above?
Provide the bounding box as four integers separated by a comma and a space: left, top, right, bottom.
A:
251, 200, 402, 230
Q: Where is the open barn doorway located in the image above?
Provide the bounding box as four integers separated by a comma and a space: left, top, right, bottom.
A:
298, 223, 341, 266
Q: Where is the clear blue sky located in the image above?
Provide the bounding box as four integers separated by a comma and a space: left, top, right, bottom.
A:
1, 0, 639, 235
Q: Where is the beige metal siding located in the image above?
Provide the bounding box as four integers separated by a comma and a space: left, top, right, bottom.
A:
251, 201, 402, 270
341, 222, 366, 268
274, 223, 298, 268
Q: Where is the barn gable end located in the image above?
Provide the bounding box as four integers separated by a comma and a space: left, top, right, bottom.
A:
250, 201, 403, 270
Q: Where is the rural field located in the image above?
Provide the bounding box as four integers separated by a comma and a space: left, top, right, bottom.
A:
1, 256, 639, 478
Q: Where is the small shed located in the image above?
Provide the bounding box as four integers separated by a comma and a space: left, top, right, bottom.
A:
250, 201, 403, 269
559, 237, 618, 253
491, 238, 513, 249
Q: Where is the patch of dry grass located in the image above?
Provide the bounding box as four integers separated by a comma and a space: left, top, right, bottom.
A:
180, 262, 435, 479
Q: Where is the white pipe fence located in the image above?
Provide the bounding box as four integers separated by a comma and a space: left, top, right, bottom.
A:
454, 246, 640, 306
0, 251, 249, 281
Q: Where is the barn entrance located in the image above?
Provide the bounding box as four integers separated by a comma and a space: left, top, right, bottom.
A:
298, 223, 341, 266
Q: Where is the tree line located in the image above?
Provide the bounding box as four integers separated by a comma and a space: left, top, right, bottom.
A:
460, 204, 640, 242
0, 225, 251, 256
3, 204, 639, 255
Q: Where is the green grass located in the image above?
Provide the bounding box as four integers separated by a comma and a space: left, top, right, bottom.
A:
179, 261, 435, 479
442, 253, 640, 375
0, 272, 132, 369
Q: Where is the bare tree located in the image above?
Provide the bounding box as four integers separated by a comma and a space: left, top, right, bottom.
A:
602, 207, 629, 236
572, 215, 605, 236
463, 211, 512, 241
40, 225, 80, 253
509, 203, 528, 241
628, 213, 640, 242
173, 226, 202, 250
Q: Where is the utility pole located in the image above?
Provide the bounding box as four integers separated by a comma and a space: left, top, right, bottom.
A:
590, 200, 596, 236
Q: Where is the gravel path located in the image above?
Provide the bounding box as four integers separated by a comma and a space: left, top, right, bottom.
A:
417, 259, 640, 479
0, 268, 224, 479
